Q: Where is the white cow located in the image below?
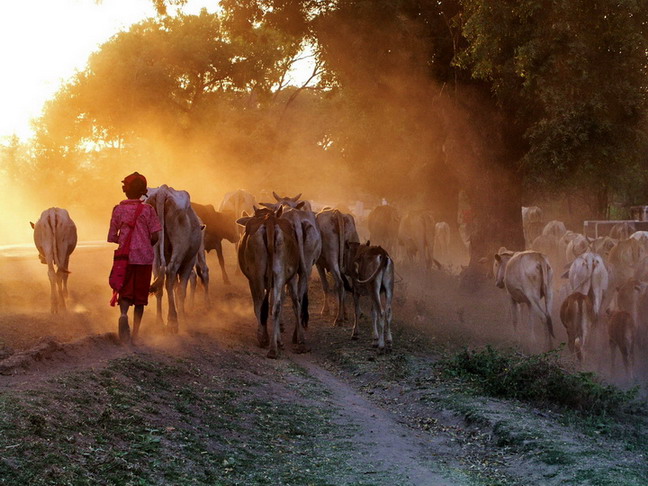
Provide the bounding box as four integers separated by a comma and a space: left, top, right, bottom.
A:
30, 208, 77, 313
567, 252, 608, 320
147, 185, 203, 332
522, 206, 543, 249
493, 250, 554, 351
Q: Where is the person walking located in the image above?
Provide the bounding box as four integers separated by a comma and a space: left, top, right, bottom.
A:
107, 172, 161, 343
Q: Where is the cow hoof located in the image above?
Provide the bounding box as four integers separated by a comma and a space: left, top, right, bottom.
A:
377, 347, 385, 355
293, 344, 311, 354
267, 349, 278, 359
372, 342, 379, 348
351, 334, 359, 341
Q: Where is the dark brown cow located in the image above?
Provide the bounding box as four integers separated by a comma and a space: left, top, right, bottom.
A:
344, 242, 395, 352
316, 209, 359, 325
237, 207, 306, 359
560, 292, 595, 362
191, 202, 238, 284
607, 310, 636, 379
30, 207, 77, 313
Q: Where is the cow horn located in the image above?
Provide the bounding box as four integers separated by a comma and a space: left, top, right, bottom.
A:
273, 191, 281, 201
292, 193, 302, 201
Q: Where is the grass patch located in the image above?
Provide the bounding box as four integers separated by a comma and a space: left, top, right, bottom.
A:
440, 346, 637, 415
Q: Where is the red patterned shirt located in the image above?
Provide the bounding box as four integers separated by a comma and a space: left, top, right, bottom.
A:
107, 200, 162, 265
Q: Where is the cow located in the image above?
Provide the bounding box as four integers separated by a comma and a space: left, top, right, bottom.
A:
530, 233, 561, 281
606, 310, 636, 379
609, 222, 635, 241
30, 208, 77, 313
433, 222, 451, 264
147, 185, 203, 332
567, 252, 609, 321
607, 237, 646, 290
590, 236, 617, 261
270, 191, 313, 213
542, 220, 567, 240
560, 292, 595, 362
367, 205, 400, 257
237, 206, 306, 358
344, 242, 394, 352
316, 209, 359, 325
219, 189, 257, 218
398, 209, 437, 269
493, 249, 554, 352
191, 203, 238, 285
260, 196, 322, 328
188, 228, 210, 310
565, 233, 589, 265
522, 206, 543, 249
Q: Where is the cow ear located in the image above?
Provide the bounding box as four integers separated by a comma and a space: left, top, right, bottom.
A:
273, 191, 281, 201
366, 241, 371, 246
242, 210, 250, 218
30, 221, 35, 229
292, 193, 302, 201
276, 206, 284, 218
259, 202, 273, 209
296, 201, 306, 210
494, 254, 501, 262
236, 217, 251, 226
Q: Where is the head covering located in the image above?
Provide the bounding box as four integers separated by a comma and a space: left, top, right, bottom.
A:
122, 172, 147, 197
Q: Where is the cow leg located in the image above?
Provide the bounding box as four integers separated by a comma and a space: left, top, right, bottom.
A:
316, 262, 331, 317
373, 285, 385, 352
288, 278, 309, 352
351, 292, 361, 340
188, 269, 197, 312
47, 262, 58, 314
56, 269, 67, 312
332, 268, 346, 327
249, 282, 268, 348
384, 288, 394, 353
165, 270, 179, 333
198, 264, 211, 310
215, 241, 230, 285
268, 282, 284, 359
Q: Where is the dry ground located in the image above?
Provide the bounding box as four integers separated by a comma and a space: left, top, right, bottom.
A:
0, 243, 647, 485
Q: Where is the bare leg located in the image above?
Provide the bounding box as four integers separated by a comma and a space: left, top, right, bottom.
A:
133, 304, 144, 340
118, 299, 131, 344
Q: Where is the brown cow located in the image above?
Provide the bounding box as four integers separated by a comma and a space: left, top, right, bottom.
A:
191, 202, 238, 284
560, 292, 595, 362
606, 310, 636, 379
344, 242, 395, 352
398, 209, 437, 269
30, 207, 77, 313
237, 207, 306, 358
494, 250, 554, 351
367, 205, 400, 256
316, 209, 359, 325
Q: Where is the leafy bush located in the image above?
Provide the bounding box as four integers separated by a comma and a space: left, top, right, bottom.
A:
441, 346, 636, 415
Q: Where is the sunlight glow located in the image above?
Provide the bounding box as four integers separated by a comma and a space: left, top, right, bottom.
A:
0, 0, 217, 142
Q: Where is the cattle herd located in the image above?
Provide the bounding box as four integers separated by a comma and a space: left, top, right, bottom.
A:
26, 194, 648, 378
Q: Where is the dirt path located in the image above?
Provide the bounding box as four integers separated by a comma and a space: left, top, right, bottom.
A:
291, 353, 460, 485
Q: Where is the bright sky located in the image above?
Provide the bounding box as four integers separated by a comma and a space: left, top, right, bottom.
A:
0, 0, 217, 141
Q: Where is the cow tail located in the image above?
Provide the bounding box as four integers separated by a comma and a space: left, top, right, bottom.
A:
48, 209, 59, 269
356, 255, 387, 284
540, 259, 555, 338
301, 291, 309, 328
336, 211, 351, 291
265, 218, 275, 290
155, 188, 167, 273
261, 291, 269, 326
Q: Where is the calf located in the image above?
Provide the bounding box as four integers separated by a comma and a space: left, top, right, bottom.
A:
560, 292, 595, 362
494, 250, 554, 351
345, 242, 395, 352
607, 310, 636, 379
30, 208, 77, 313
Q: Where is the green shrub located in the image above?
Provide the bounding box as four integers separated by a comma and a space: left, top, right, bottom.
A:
441, 346, 636, 415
